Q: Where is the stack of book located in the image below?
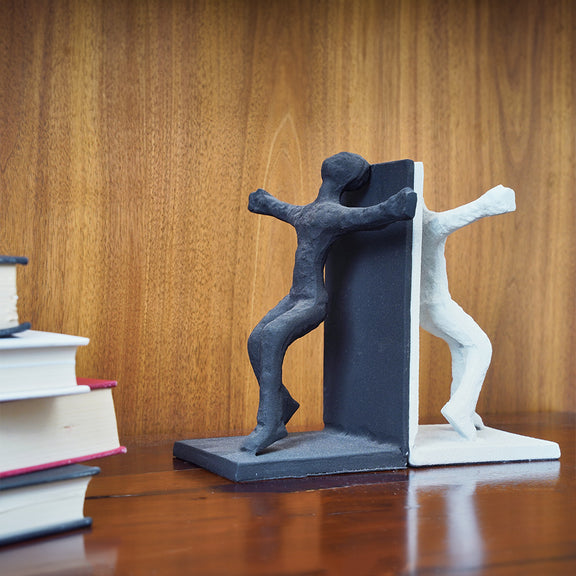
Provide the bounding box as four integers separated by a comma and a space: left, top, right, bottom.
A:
0, 255, 31, 337
0, 255, 125, 546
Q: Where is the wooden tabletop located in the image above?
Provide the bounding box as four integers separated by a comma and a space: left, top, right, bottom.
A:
1, 413, 574, 575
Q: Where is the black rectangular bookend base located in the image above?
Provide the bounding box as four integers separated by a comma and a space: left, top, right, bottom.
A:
173, 430, 407, 482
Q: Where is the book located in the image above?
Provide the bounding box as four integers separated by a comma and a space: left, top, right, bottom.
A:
0, 331, 90, 401
0, 255, 30, 337
0, 464, 99, 546
0, 378, 126, 478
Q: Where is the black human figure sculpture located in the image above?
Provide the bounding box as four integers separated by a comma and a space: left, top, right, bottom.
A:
242, 152, 418, 455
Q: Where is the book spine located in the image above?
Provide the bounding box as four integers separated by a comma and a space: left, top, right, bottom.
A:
0, 447, 127, 479
0, 518, 92, 547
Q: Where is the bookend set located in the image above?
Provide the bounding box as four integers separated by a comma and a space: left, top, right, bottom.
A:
174, 154, 560, 482
0, 257, 125, 546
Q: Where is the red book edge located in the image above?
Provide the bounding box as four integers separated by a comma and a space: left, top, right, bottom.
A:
0, 447, 127, 479
76, 377, 118, 390
0, 377, 126, 479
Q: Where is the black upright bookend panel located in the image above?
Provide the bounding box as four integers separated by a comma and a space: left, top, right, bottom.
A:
324, 160, 415, 465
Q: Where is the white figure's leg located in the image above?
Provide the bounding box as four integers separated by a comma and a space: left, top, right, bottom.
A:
446, 340, 466, 397
421, 300, 492, 440
447, 342, 485, 430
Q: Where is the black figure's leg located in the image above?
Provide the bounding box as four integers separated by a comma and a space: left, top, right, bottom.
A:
247, 296, 292, 381
247, 296, 300, 427
242, 299, 326, 454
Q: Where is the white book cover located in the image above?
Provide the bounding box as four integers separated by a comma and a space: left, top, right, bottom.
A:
0, 331, 90, 402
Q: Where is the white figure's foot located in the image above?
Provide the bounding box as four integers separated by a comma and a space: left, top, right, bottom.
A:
441, 401, 478, 441
472, 412, 485, 430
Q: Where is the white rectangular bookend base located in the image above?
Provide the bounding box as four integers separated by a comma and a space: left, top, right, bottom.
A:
409, 425, 561, 467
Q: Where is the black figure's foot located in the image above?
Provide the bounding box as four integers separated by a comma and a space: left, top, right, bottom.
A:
241, 422, 288, 455
282, 391, 300, 425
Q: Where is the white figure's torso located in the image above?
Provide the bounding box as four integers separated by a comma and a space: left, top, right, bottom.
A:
420, 206, 451, 307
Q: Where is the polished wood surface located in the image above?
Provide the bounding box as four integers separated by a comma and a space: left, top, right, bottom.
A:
0, 413, 574, 575
1, 1, 575, 444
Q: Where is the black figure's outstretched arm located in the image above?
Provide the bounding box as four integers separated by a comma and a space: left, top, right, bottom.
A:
248, 189, 297, 225
339, 187, 417, 232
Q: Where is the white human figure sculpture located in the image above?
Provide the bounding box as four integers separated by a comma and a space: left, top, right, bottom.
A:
420, 185, 516, 440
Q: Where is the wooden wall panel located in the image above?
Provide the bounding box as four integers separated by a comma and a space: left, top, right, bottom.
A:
1, 0, 574, 444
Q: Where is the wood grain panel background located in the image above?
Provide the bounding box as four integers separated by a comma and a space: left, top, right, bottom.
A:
1, 0, 574, 444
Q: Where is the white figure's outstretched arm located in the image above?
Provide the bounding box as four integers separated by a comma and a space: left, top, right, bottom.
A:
436, 185, 516, 236
248, 188, 297, 224
340, 188, 417, 232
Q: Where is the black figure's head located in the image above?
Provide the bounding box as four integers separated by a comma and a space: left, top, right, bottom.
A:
320, 152, 370, 197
